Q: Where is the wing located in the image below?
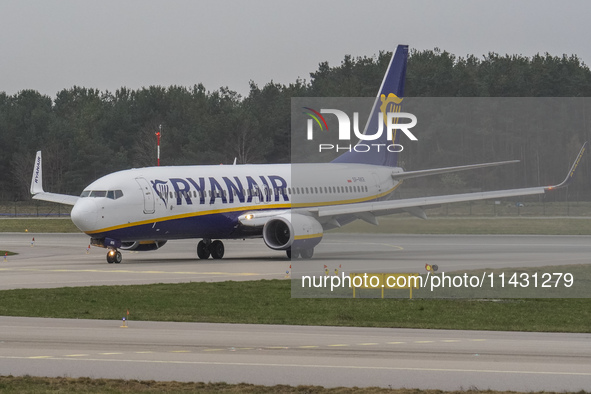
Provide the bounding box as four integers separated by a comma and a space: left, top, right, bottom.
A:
32, 192, 79, 206
309, 142, 588, 224
239, 142, 588, 229
30, 151, 80, 206
304, 186, 546, 223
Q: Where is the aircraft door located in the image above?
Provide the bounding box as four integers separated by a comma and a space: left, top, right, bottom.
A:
135, 177, 155, 214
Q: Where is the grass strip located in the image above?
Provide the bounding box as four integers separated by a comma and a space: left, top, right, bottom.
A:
0, 251, 17, 256
0, 218, 79, 233
2, 375, 584, 394
0, 280, 589, 332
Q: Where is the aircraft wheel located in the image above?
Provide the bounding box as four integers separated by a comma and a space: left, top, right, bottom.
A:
287, 249, 300, 259
197, 240, 211, 259
209, 240, 224, 259
300, 248, 314, 259
107, 249, 122, 264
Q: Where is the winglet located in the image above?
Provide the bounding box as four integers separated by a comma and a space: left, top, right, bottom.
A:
30, 151, 44, 195
546, 141, 588, 191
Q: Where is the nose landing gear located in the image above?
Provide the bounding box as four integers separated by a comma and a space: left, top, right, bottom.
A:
106, 249, 122, 264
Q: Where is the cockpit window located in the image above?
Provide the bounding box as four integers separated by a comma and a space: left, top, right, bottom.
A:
81, 190, 124, 199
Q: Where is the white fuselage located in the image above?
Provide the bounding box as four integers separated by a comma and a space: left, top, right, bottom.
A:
70, 163, 401, 242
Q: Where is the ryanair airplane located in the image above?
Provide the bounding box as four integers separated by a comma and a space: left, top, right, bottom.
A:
30, 45, 587, 263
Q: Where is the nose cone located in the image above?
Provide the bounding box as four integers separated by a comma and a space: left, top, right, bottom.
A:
71, 198, 99, 232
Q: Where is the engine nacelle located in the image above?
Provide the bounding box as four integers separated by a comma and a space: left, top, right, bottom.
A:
262, 214, 323, 251
119, 240, 167, 251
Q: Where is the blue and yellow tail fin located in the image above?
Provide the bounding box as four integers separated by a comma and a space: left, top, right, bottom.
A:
332, 44, 408, 167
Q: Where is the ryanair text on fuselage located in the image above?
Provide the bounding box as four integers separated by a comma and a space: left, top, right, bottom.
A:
151, 175, 289, 207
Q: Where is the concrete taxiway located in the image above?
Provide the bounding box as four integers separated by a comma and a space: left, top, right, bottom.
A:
0, 316, 590, 391
1, 232, 590, 290
1, 233, 591, 390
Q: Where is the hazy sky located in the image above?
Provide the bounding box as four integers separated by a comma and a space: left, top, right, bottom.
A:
1, 0, 590, 98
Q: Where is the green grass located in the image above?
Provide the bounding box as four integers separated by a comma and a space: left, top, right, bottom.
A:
1, 375, 581, 394
0, 218, 80, 233
0, 250, 17, 256
0, 201, 72, 217
0, 280, 589, 332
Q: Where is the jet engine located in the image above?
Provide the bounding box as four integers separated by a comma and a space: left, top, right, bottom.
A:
262, 213, 323, 251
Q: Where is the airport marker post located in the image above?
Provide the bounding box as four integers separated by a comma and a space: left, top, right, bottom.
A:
351, 273, 420, 299
156, 124, 162, 166
121, 309, 130, 327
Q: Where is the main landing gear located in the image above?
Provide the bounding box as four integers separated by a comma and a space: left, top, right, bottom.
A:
106, 249, 122, 264
286, 248, 314, 259
197, 239, 225, 259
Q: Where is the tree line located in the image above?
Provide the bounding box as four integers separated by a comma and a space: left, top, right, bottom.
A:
1, 48, 591, 201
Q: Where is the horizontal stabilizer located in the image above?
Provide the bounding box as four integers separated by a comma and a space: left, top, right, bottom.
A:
392, 160, 519, 181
